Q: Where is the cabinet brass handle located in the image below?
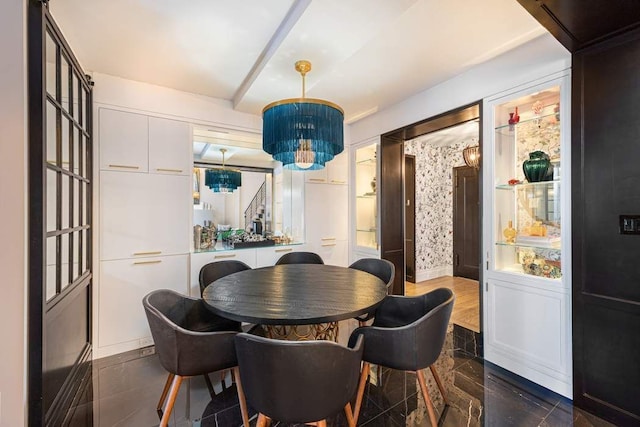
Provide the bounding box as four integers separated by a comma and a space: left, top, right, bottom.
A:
275, 248, 293, 253
321, 237, 336, 241
109, 164, 140, 170
215, 254, 236, 259
309, 178, 326, 182
133, 260, 162, 265
156, 168, 183, 173
133, 251, 162, 256
321, 243, 337, 247
330, 180, 346, 184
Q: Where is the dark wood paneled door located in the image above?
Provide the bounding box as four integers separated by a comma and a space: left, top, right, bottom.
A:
453, 166, 479, 280
405, 155, 416, 283
380, 133, 405, 295
28, 2, 94, 425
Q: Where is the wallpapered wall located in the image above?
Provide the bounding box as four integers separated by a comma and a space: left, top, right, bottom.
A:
405, 137, 474, 280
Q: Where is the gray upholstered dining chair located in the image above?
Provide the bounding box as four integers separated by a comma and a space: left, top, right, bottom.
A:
143, 289, 249, 427
198, 260, 252, 296
349, 288, 455, 426
234, 332, 364, 427
275, 251, 324, 265
348, 258, 395, 325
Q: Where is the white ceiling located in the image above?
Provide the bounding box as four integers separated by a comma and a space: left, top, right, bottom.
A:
49, 0, 545, 123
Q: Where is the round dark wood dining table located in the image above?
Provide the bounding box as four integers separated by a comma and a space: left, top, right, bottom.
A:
202, 264, 387, 326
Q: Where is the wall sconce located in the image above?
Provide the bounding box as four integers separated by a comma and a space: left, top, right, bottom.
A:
463, 145, 480, 169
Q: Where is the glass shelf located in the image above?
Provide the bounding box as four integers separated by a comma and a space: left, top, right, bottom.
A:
356, 157, 376, 165
357, 193, 377, 199
494, 111, 560, 133
496, 180, 560, 190
496, 241, 561, 251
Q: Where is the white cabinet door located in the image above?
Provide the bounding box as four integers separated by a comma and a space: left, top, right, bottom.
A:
97, 254, 189, 357
305, 183, 348, 242
189, 250, 257, 296
148, 117, 191, 176
304, 168, 327, 184
99, 108, 148, 172
308, 240, 348, 266
100, 171, 190, 260
484, 277, 572, 397
256, 245, 307, 268
327, 151, 348, 185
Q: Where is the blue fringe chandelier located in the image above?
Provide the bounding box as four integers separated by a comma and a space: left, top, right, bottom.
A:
262, 60, 344, 170
204, 148, 241, 193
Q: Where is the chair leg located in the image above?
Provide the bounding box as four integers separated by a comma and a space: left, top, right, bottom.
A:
257, 413, 271, 427
316, 420, 327, 427
156, 373, 175, 419
416, 369, 438, 427
203, 373, 216, 399
160, 375, 183, 427
233, 367, 251, 427
429, 365, 448, 405
344, 402, 356, 427
353, 361, 370, 423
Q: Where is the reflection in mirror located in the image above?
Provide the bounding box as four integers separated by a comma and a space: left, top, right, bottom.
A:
192, 127, 304, 251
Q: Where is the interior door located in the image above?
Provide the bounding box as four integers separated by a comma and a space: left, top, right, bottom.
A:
405, 155, 416, 283
380, 133, 405, 295
453, 166, 479, 280
28, 3, 94, 425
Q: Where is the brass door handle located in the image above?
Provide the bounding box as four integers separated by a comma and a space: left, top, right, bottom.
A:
156, 168, 183, 173
133, 260, 162, 265
108, 164, 140, 170
133, 251, 162, 256
214, 254, 236, 259
275, 248, 293, 253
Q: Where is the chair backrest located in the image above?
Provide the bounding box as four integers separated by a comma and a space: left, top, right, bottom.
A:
349, 258, 395, 294
350, 287, 454, 371
275, 251, 324, 265
199, 260, 251, 296
234, 333, 364, 424
143, 289, 239, 376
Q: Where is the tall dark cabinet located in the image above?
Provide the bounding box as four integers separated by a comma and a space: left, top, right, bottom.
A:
517, 1, 640, 424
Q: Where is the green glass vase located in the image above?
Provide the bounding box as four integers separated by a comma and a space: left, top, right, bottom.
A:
523, 151, 553, 182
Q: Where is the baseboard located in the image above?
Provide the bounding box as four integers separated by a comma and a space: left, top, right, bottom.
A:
415, 265, 453, 282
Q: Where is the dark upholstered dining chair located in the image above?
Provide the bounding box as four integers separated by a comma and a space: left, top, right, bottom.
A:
198, 259, 252, 296
143, 289, 249, 427
234, 332, 364, 427
349, 288, 455, 427
275, 251, 324, 265
348, 258, 396, 325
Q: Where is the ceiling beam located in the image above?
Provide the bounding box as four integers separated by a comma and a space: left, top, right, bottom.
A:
232, 0, 312, 110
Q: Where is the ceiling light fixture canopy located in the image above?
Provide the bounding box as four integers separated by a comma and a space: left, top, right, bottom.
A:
462, 144, 480, 169
262, 60, 344, 170
204, 148, 242, 193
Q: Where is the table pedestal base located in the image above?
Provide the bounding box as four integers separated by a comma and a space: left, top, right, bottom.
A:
265, 322, 339, 342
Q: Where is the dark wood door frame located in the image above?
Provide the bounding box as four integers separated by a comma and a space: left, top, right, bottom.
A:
379, 102, 482, 324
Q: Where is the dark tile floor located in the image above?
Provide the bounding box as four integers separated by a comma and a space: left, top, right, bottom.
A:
66, 329, 615, 427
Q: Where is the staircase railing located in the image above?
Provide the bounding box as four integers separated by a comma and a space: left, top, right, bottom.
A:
244, 180, 267, 231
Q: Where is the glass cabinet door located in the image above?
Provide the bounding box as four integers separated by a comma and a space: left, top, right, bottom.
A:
492, 85, 563, 279
355, 143, 378, 250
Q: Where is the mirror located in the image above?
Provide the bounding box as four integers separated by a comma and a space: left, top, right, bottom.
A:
192, 127, 304, 250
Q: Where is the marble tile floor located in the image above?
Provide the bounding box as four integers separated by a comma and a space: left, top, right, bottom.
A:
65, 336, 614, 427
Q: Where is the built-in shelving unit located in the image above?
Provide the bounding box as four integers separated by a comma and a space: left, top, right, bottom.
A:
353, 142, 379, 253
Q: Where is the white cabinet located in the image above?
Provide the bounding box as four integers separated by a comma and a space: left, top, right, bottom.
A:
305, 183, 348, 266
100, 171, 190, 260
255, 245, 307, 268
99, 108, 191, 175
351, 141, 379, 256
97, 254, 189, 357
99, 108, 148, 172
304, 151, 349, 185
148, 116, 191, 176
482, 72, 572, 398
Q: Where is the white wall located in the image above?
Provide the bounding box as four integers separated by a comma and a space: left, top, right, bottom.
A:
349, 34, 571, 144
0, 0, 27, 425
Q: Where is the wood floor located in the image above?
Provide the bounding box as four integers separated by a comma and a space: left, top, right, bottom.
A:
405, 276, 480, 332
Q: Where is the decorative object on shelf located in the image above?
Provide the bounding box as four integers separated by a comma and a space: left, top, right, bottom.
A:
518, 248, 562, 278
204, 148, 242, 193
531, 100, 544, 115
193, 168, 201, 204
522, 150, 553, 182
262, 60, 344, 170
507, 178, 522, 185
524, 220, 547, 237
503, 220, 517, 244
370, 176, 376, 193
508, 106, 520, 129
462, 144, 480, 169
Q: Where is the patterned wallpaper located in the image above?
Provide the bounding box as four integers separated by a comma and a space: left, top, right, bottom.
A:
405, 137, 474, 276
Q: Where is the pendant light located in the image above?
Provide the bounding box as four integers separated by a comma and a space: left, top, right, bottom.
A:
462, 145, 480, 169
204, 148, 242, 193
262, 60, 344, 170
